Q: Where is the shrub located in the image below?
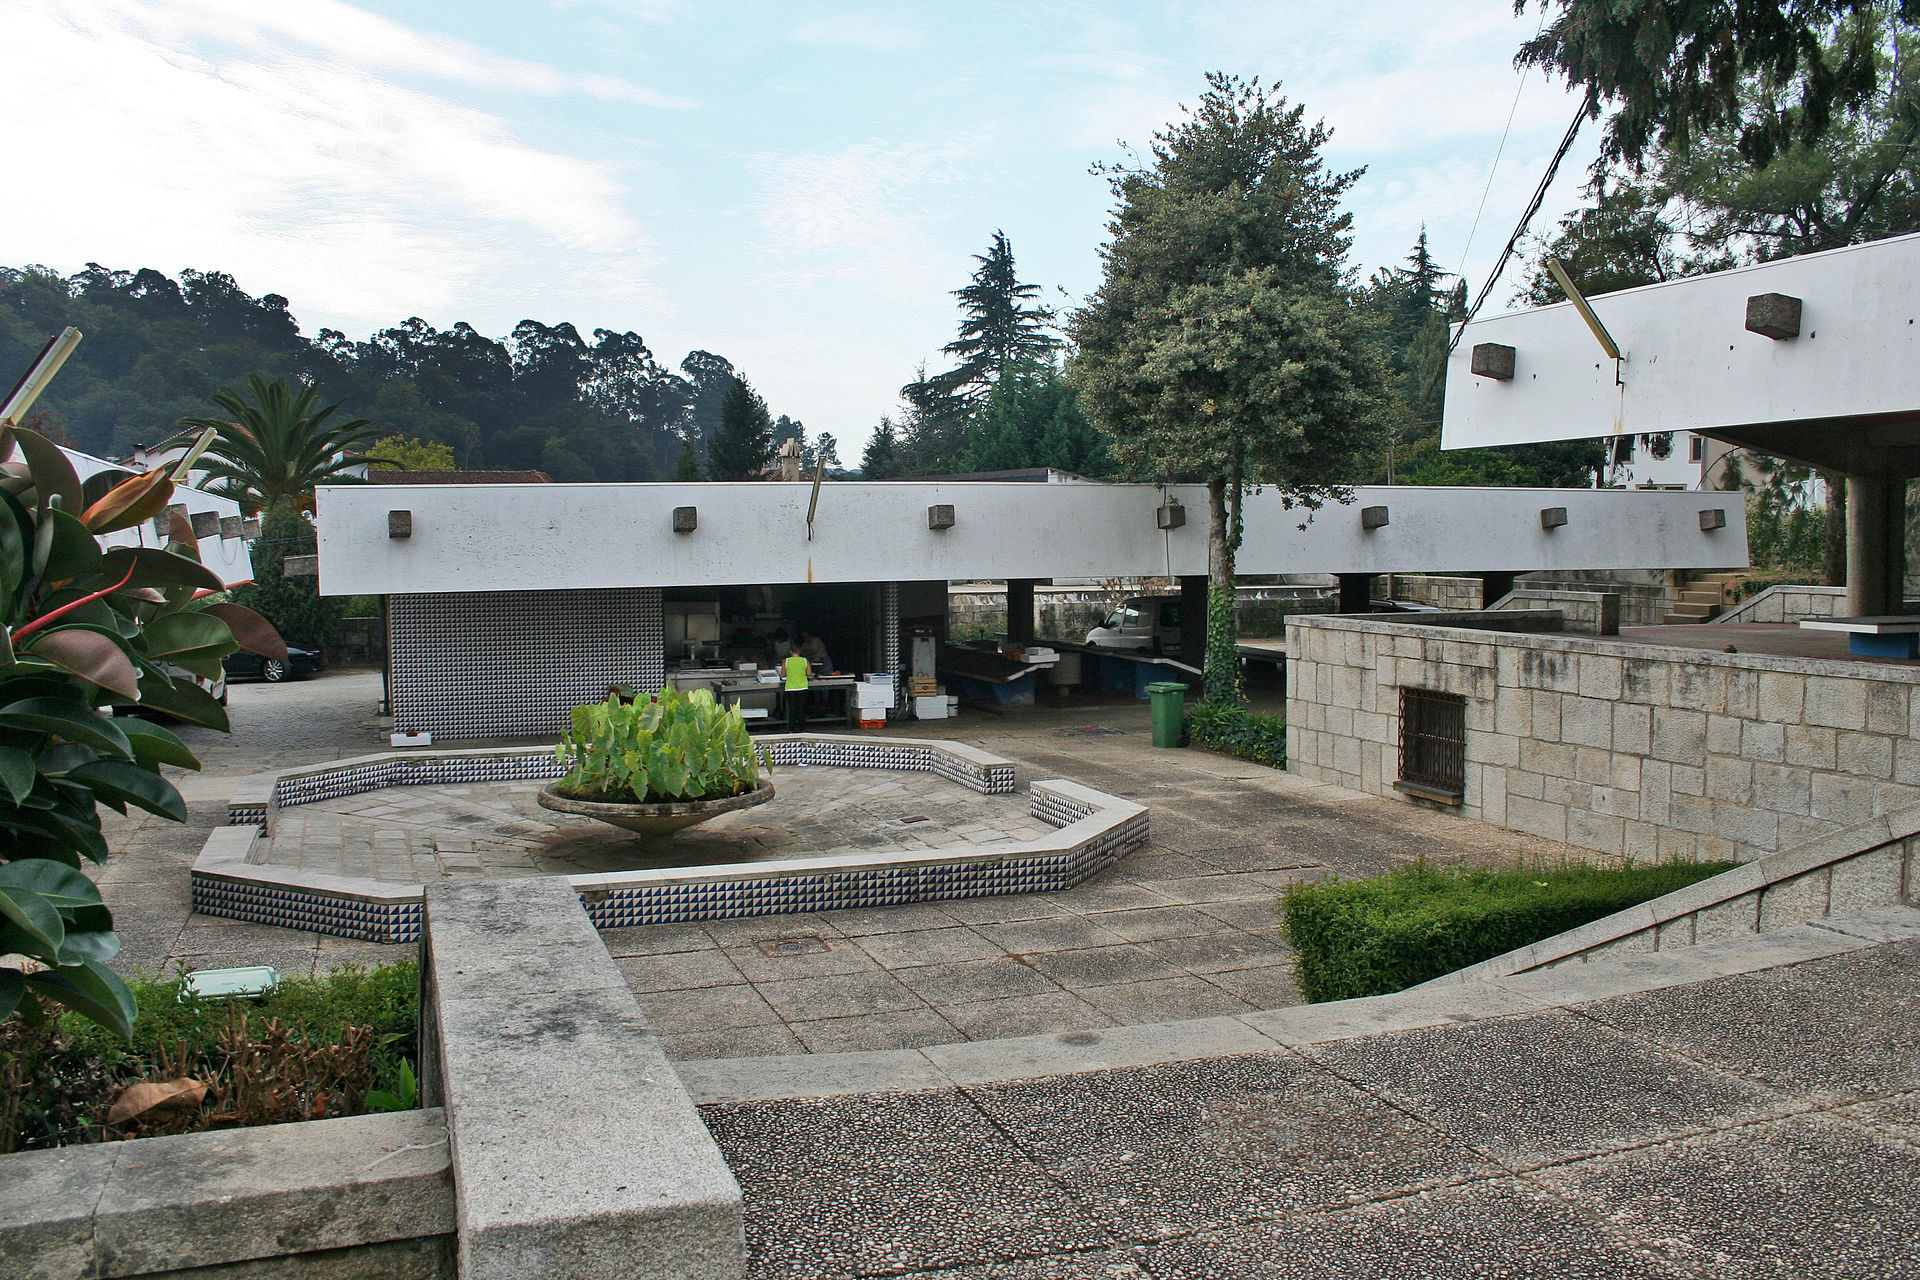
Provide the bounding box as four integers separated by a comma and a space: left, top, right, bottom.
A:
3, 959, 418, 1152
554, 687, 769, 804
1187, 700, 1286, 768
1280, 860, 1735, 1002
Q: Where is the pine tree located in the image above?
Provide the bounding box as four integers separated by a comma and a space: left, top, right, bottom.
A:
861, 417, 901, 478
706, 378, 774, 480
936, 230, 1059, 398
672, 437, 703, 481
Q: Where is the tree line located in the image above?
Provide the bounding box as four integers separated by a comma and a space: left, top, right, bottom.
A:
0, 264, 783, 482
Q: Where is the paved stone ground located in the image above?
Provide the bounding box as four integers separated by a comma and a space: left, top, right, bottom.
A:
704, 938, 1920, 1279
102, 670, 1596, 1045
263, 769, 1051, 882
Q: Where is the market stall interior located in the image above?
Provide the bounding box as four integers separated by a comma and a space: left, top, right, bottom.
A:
659, 584, 893, 729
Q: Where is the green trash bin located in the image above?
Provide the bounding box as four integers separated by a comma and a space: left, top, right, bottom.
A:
1146, 681, 1188, 748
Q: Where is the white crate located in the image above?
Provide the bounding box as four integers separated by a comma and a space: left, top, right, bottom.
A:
914, 695, 950, 719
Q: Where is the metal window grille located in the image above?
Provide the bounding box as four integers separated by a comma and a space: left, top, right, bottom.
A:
1398, 687, 1466, 798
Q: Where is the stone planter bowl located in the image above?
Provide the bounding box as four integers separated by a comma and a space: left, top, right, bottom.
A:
537, 778, 775, 836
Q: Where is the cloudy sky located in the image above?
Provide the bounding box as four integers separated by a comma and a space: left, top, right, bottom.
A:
6, 0, 1597, 453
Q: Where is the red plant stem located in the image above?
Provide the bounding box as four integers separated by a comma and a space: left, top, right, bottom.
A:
11, 563, 138, 644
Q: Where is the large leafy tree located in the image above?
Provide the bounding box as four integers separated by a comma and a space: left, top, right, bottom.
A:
1071, 74, 1391, 703
177, 374, 379, 512
706, 377, 775, 480
1517, 0, 1919, 167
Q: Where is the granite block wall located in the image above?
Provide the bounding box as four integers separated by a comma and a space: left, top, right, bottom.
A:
1286, 612, 1920, 864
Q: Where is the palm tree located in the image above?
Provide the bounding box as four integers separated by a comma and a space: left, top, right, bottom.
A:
175, 374, 379, 512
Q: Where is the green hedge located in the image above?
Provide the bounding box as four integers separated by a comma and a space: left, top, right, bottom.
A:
1186, 700, 1286, 768
1280, 861, 1734, 1002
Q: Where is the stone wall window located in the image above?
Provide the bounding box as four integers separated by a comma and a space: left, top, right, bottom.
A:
1396, 687, 1467, 804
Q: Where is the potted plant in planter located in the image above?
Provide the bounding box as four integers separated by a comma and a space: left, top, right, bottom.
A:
537, 687, 774, 836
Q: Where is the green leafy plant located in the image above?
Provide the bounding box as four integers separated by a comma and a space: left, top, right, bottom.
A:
0, 424, 284, 1039
1186, 700, 1286, 768
365, 1057, 418, 1113
1280, 860, 1736, 1003
554, 687, 770, 804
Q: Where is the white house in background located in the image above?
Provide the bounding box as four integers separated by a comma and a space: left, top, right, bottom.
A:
61, 446, 255, 589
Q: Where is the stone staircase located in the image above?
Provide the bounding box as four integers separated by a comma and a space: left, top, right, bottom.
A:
1661, 570, 1747, 624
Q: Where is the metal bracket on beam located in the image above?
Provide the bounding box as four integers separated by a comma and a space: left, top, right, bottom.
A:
1699, 508, 1728, 531
189, 510, 221, 539
283, 554, 319, 577
1155, 502, 1185, 530
388, 509, 412, 539
672, 506, 698, 534
927, 504, 956, 531
1361, 505, 1389, 530
1540, 507, 1568, 530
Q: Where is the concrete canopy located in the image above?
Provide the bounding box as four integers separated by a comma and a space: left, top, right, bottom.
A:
1442, 231, 1920, 473
1441, 231, 1920, 614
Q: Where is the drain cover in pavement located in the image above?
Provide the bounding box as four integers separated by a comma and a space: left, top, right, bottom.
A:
756, 934, 831, 957
1055, 725, 1125, 736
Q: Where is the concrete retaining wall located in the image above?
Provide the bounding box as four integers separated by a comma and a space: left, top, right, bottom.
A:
0, 1110, 454, 1280
1286, 611, 1920, 864
422, 879, 742, 1280
1715, 582, 1845, 624
1421, 805, 1920, 984
1489, 588, 1621, 635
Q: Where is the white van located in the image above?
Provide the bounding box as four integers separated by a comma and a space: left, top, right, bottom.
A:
1085, 596, 1183, 653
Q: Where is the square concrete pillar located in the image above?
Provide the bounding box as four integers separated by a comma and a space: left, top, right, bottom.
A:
1005, 579, 1036, 642
1846, 476, 1906, 616
1179, 575, 1208, 665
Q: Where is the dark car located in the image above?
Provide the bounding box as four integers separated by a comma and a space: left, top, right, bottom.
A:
223, 645, 321, 683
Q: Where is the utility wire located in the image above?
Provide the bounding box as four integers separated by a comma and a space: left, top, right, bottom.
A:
1449, 93, 1595, 353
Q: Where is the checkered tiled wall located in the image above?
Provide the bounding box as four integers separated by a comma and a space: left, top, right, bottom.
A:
883, 582, 900, 707
389, 588, 664, 741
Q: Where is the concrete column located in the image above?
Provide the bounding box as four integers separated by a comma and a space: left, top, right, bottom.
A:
1337, 573, 1376, 613
1005, 578, 1036, 642
1477, 572, 1517, 609
1178, 576, 1208, 664
1845, 476, 1906, 616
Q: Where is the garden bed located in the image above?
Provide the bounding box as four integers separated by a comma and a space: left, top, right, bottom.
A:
1186, 701, 1286, 768
1, 960, 418, 1153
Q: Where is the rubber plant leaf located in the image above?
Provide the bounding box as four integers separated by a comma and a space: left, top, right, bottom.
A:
133, 670, 229, 731
0, 857, 105, 908
0, 697, 133, 758
81, 469, 174, 535
118, 718, 200, 770
198, 601, 288, 662
97, 546, 224, 593
25, 962, 135, 1040
11, 428, 84, 515
27, 628, 140, 701
65, 760, 187, 822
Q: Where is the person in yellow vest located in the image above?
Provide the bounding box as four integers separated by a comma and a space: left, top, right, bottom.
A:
783, 646, 811, 730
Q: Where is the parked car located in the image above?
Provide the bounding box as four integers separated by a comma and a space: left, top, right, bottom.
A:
223, 645, 321, 683
1086, 596, 1182, 653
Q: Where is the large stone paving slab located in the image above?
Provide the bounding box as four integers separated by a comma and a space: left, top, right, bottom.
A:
705, 938, 1920, 1279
